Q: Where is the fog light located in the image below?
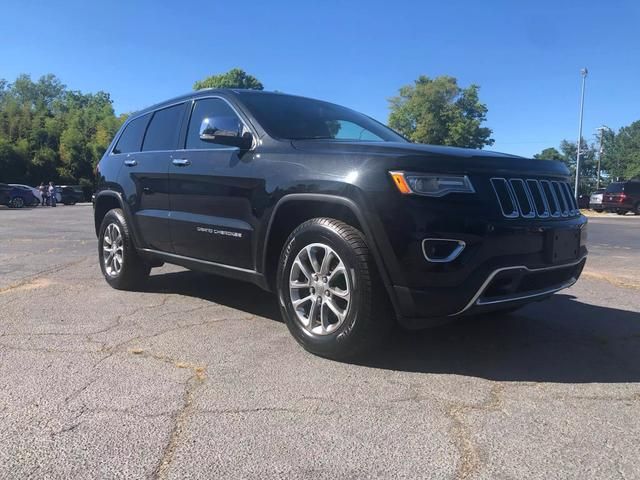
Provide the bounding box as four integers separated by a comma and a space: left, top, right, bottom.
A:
422, 238, 466, 263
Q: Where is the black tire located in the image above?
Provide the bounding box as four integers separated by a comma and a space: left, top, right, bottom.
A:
634, 203, 640, 215
10, 197, 24, 208
594, 209, 603, 213
616, 210, 626, 216
277, 218, 393, 360
98, 208, 150, 290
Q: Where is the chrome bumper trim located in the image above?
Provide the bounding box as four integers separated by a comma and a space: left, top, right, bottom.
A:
450, 255, 587, 316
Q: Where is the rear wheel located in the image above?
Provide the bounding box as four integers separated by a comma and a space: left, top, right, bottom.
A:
634, 203, 640, 215
10, 197, 24, 208
616, 210, 627, 216
98, 208, 150, 290
277, 218, 393, 360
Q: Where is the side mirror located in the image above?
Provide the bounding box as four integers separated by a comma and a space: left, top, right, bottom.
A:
199, 116, 252, 149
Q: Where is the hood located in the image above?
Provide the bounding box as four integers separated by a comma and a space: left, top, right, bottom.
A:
290, 140, 570, 177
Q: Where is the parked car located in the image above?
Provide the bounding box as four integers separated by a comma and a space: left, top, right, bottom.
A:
589, 188, 606, 212
7, 185, 37, 208
57, 186, 84, 205
601, 180, 640, 215
93, 89, 588, 359
577, 194, 590, 209
9, 184, 42, 205
0, 183, 12, 206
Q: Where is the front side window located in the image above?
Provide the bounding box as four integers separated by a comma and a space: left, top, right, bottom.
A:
237, 92, 406, 142
142, 104, 184, 151
186, 98, 244, 149
113, 113, 150, 154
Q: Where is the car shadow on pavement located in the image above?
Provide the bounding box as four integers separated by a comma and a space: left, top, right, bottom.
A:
356, 293, 640, 383
142, 270, 640, 383
143, 270, 282, 322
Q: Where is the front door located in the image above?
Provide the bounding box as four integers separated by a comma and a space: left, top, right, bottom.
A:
169, 97, 259, 269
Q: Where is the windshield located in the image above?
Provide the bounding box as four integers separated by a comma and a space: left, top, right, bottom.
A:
606, 183, 624, 193
237, 92, 406, 142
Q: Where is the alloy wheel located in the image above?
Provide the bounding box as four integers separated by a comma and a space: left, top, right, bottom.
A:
289, 243, 351, 336
102, 223, 124, 277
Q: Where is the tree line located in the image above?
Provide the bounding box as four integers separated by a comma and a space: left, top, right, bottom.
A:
533, 123, 640, 193
0, 74, 125, 188
1, 69, 638, 196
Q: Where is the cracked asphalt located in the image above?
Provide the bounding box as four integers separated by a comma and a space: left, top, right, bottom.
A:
1, 205, 639, 479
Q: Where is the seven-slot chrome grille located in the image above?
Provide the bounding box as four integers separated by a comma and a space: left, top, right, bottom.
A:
490, 178, 579, 219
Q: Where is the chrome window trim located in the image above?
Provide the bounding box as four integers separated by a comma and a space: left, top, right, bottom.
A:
450, 254, 586, 316
109, 95, 258, 156
526, 179, 550, 218
490, 177, 519, 218
422, 238, 466, 263
509, 178, 536, 218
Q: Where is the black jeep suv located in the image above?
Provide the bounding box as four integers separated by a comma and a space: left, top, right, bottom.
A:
94, 89, 587, 359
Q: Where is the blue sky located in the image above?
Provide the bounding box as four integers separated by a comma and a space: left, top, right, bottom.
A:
2, 0, 639, 157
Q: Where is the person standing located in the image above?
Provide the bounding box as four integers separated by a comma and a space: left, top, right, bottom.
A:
40, 183, 48, 206
48, 181, 57, 207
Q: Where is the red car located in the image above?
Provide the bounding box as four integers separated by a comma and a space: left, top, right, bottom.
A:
602, 181, 640, 215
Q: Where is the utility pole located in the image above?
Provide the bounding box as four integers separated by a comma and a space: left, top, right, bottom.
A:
574, 68, 588, 199
595, 125, 610, 189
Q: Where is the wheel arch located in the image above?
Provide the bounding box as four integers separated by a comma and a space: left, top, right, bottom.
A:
260, 193, 401, 316
93, 191, 142, 247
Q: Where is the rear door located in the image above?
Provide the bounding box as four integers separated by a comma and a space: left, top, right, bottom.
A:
116, 103, 186, 252
169, 97, 258, 268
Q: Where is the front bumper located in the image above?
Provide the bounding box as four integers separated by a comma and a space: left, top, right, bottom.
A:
395, 254, 586, 329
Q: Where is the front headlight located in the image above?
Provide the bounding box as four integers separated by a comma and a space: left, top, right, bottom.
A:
389, 171, 475, 197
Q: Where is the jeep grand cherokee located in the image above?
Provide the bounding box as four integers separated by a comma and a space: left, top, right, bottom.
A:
93, 89, 588, 359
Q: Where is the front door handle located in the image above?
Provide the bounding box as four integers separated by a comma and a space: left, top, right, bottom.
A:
172, 158, 191, 167
124, 159, 137, 167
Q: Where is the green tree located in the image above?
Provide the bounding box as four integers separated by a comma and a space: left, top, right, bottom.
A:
558, 139, 598, 194
533, 147, 564, 161
607, 121, 640, 180
388, 75, 494, 148
0, 73, 124, 185
193, 68, 264, 91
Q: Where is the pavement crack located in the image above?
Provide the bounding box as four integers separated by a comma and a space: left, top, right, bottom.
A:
447, 383, 505, 480
152, 369, 206, 480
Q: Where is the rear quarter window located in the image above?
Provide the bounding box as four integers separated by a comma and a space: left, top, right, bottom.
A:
113, 114, 151, 154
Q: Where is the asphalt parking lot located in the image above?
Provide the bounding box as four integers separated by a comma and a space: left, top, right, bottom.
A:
1, 205, 639, 479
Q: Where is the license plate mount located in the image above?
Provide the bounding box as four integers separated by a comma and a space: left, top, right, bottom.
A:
546, 229, 580, 264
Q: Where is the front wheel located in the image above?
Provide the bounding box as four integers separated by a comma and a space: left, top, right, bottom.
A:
277, 218, 393, 360
98, 208, 150, 290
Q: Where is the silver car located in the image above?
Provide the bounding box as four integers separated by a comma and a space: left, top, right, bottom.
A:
589, 188, 606, 212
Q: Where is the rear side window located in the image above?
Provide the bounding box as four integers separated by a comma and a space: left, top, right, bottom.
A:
606, 183, 624, 193
113, 114, 150, 154
142, 104, 185, 151
186, 98, 243, 149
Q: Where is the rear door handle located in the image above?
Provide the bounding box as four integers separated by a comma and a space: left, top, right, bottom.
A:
172, 158, 191, 167
124, 159, 137, 167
